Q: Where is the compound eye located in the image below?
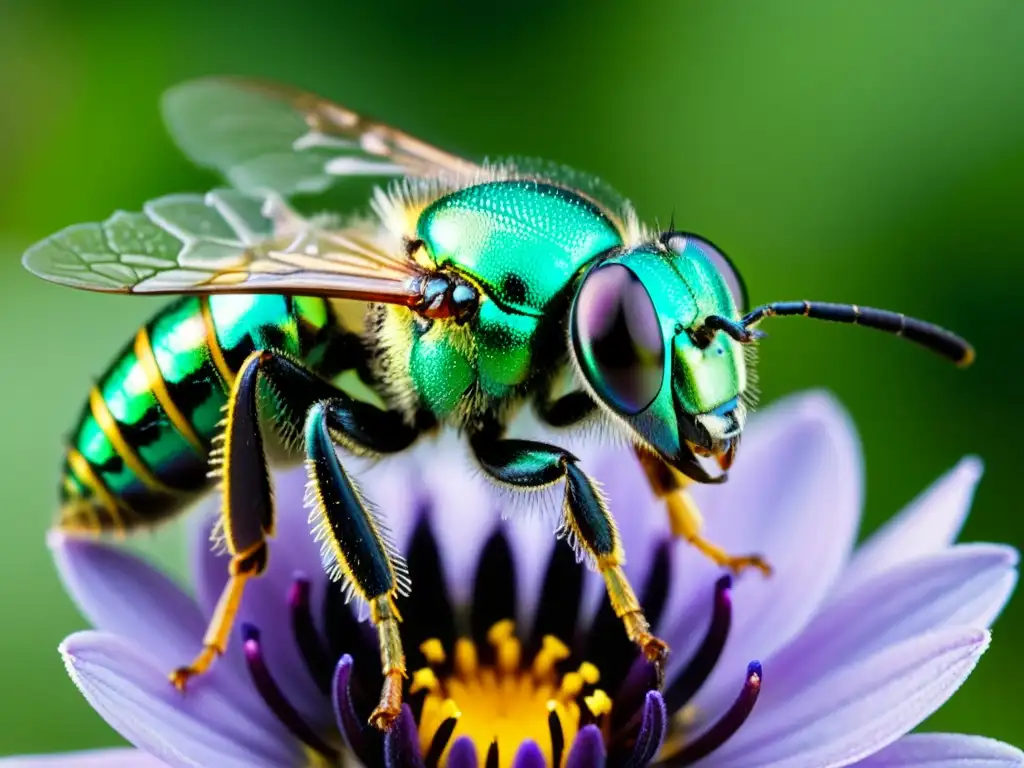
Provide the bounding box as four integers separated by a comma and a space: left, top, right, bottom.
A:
571, 263, 665, 414
665, 233, 747, 312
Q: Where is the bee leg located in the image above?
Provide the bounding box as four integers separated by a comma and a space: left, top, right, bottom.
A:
304, 401, 408, 732
170, 351, 278, 690
472, 433, 669, 670
635, 448, 773, 577
171, 350, 419, 692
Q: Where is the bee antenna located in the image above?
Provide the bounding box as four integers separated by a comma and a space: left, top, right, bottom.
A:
741, 301, 975, 367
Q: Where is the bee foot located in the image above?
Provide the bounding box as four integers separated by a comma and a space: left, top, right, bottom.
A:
169, 666, 198, 692
369, 670, 404, 732
168, 645, 219, 691
369, 705, 401, 732
721, 553, 773, 577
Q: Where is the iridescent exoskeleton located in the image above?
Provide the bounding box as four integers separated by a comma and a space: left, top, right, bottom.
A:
22, 78, 974, 730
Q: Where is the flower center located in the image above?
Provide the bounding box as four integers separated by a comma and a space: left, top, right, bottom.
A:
411, 620, 611, 768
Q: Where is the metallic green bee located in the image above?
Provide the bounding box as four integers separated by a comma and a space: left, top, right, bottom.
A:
23, 78, 974, 730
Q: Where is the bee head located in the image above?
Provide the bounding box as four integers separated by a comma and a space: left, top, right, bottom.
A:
569, 232, 750, 482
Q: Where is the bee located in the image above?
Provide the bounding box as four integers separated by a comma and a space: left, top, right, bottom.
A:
23, 78, 974, 730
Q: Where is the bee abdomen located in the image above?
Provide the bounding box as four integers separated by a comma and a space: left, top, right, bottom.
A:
58, 293, 336, 534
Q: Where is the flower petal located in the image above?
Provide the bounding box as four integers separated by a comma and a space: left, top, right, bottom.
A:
49, 532, 205, 668
0, 750, 166, 767
60, 631, 300, 768
838, 457, 983, 598
710, 627, 990, 768
761, 544, 1017, 706
50, 535, 287, 752
667, 392, 862, 708
853, 733, 1024, 766
370, 430, 563, 631
578, 439, 669, 621
354, 447, 430, 570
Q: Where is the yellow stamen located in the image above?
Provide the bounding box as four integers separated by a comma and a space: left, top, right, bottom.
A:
410, 667, 440, 695
584, 689, 612, 718
440, 698, 462, 721
497, 637, 521, 675
558, 672, 584, 700
414, 620, 614, 768
487, 619, 516, 646
532, 635, 571, 680
420, 638, 447, 665
455, 638, 478, 678
578, 662, 600, 686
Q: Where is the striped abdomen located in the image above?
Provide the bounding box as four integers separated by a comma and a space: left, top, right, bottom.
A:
60, 294, 338, 534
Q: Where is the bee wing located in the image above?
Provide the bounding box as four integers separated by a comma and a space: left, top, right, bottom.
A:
162, 77, 480, 196
22, 189, 428, 304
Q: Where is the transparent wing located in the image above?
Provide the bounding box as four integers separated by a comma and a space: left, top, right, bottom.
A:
22, 189, 427, 304
162, 77, 481, 196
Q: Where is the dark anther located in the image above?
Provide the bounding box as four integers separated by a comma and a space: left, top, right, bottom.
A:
664, 575, 733, 713
405, 238, 426, 256
425, 715, 459, 768
242, 624, 339, 761
333, 654, 380, 766
485, 739, 499, 768
289, 574, 333, 695
611, 657, 661, 742
548, 707, 566, 768
675, 661, 762, 766
626, 692, 668, 768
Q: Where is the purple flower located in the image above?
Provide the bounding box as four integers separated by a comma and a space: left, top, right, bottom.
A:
4, 392, 1021, 767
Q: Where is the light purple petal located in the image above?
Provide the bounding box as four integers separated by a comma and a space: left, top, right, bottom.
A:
353, 447, 430, 569
666, 392, 862, 707
853, 733, 1024, 766
362, 433, 553, 625
502, 513, 559, 631
531, 418, 669, 624
760, 544, 1017, 706
51, 528, 280, 734
838, 458, 983, 598
407, 434, 506, 609
60, 631, 300, 768
0, 750, 165, 767
49, 532, 206, 669
189, 467, 330, 728
709, 627, 990, 768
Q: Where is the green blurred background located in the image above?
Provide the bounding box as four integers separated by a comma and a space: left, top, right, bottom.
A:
0, 0, 1021, 758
